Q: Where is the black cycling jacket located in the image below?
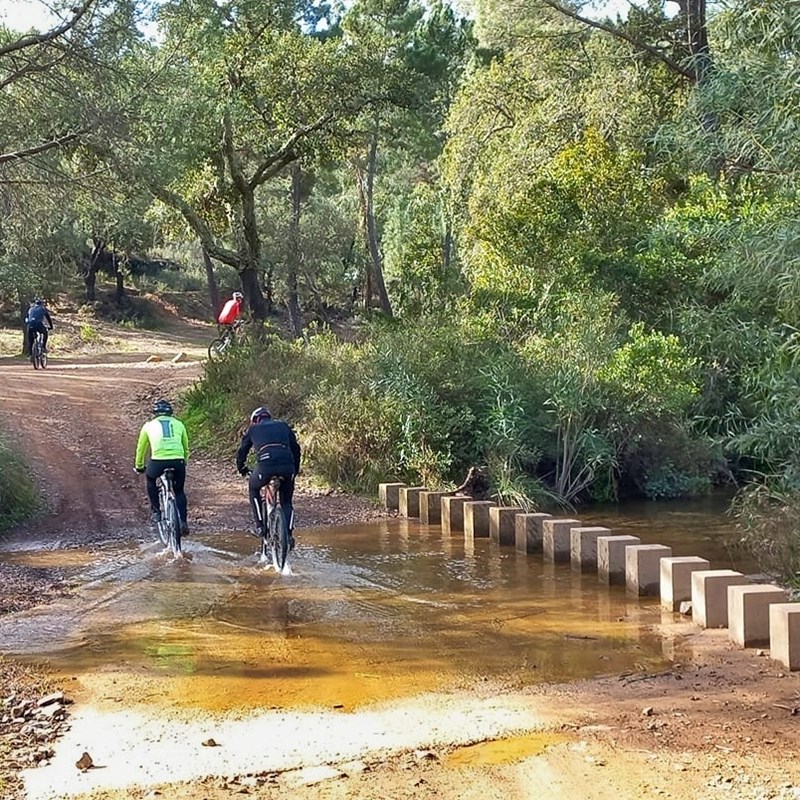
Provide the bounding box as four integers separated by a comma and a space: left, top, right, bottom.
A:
236, 419, 301, 474
26, 305, 52, 327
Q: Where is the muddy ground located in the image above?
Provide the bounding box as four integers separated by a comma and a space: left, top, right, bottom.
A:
1, 310, 799, 800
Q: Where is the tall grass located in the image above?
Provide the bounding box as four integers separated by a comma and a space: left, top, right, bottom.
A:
0, 434, 39, 531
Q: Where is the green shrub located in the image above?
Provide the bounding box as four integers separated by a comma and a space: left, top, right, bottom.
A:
183, 308, 715, 504
734, 485, 800, 584
79, 323, 100, 343
0, 435, 39, 532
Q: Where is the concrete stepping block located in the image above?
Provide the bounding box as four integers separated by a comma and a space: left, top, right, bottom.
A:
728, 584, 787, 647
515, 513, 553, 554
441, 496, 468, 534
399, 486, 427, 518
490, 506, 523, 546
543, 519, 581, 564
419, 491, 449, 525
660, 556, 710, 612
597, 535, 641, 585
464, 501, 495, 540
691, 570, 750, 628
570, 527, 610, 573
769, 603, 800, 671
626, 544, 672, 596
378, 482, 405, 511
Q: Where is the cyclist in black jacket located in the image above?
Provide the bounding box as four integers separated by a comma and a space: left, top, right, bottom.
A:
236, 406, 301, 544
25, 298, 53, 353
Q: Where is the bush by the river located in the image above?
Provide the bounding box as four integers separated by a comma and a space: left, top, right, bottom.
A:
0, 435, 39, 532
183, 301, 720, 507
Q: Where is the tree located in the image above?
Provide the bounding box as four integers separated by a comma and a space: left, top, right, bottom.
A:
101, 0, 374, 323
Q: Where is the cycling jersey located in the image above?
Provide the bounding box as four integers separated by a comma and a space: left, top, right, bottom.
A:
236, 419, 300, 474
135, 415, 189, 469
218, 298, 242, 325
26, 305, 52, 326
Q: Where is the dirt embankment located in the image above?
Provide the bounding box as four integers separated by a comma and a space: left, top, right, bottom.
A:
0, 317, 799, 800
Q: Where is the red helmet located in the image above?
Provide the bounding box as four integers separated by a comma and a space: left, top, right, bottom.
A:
250, 406, 272, 424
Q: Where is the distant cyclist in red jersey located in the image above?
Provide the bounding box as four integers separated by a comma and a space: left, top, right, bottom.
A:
218, 291, 243, 327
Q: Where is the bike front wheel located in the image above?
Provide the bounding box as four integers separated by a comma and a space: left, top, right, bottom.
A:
207, 336, 229, 361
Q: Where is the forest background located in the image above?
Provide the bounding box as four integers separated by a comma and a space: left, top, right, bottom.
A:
0, 0, 798, 578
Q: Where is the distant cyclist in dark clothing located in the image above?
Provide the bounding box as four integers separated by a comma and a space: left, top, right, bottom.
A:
25, 298, 53, 353
236, 406, 301, 542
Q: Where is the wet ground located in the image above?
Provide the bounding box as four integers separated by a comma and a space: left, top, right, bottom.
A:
0, 496, 748, 716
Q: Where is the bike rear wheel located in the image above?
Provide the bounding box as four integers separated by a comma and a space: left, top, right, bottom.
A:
156, 513, 170, 547
267, 505, 290, 571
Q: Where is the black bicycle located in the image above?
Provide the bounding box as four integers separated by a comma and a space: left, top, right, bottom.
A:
31, 331, 47, 370
257, 476, 291, 572
156, 468, 182, 556
207, 318, 244, 361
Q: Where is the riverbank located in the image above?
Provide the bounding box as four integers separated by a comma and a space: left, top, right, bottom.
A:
13, 629, 800, 800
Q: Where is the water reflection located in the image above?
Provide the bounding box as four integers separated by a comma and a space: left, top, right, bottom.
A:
0, 500, 741, 712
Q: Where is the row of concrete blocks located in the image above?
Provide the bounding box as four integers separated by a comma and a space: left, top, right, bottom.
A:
378, 483, 800, 671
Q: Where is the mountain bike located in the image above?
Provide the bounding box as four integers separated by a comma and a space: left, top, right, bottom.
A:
208, 318, 244, 361
256, 476, 292, 573
31, 331, 47, 370
156, 468, 182, 556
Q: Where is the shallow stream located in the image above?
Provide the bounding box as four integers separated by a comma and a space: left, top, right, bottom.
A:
0, 496, 748, 713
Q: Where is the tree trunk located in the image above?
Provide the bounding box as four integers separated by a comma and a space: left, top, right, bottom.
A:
680, 0, 712, 86
264, 262, 274, 312
239, 188, 268, 319
286, 163, 303, 339
363, 132, 393, 318
442, 223, 453, 275
82, 237, 104, 302
354, 164, 375, 312
18, 296, 29, 356
113, 251, 125, 304
239, 266, 265, 320
201, 246, 222, 316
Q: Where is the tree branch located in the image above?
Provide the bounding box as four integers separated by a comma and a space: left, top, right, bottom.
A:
248, 113, 334, 190
0, 0, 96, 58
0, 129, 85, 165
0, 54, 66, 91
149, 183, 241, 269
537, 0, 697, 82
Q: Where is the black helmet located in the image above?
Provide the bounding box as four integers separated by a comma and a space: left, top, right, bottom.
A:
153, 399, 173, 416
250, 406, 271, 424
34, 297, 43, 305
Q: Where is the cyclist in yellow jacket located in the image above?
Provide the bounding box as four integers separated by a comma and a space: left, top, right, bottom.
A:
134, 399, 190, 533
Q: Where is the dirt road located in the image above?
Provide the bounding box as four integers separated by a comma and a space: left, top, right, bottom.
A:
1, 333, 800, 800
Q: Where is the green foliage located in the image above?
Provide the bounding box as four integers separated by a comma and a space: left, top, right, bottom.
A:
0, 434, 39, 532
383, 181, 464, 317
734, 485, 800, 584
185, 305, 712, 504
79, 323, 100, 343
